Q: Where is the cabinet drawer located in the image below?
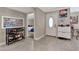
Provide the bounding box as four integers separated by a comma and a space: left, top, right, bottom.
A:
63, 27, 71, 32
62, 33, 71, 39
58, 32, 71, 39
58, 27, 71, 32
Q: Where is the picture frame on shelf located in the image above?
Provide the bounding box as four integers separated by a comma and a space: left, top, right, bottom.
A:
70, 16, 78, 24
59, 9, 68, 18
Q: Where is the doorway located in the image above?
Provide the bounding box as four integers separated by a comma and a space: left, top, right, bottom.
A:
46, 12, 58, 36
27, 13, 35, 39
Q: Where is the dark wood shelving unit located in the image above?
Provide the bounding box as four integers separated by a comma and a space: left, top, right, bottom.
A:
6, 27, 25, 45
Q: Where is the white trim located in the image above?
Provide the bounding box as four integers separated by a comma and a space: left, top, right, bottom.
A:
26, 14, 28, 38
34, 11, 35, 40
0, 42, 5, 46
34, 34, 45, 40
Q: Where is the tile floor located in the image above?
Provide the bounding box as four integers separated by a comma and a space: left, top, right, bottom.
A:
0, 36, 79, 51
0, 38, 34, 51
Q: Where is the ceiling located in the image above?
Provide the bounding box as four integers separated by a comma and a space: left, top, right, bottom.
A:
39, 7, 68, 12
39, 7, 79, 13
7, 7, 34, 13
7, 7, 79, 13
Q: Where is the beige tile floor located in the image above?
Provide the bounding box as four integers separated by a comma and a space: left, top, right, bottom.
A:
0, 36, 79, 51
34, 36, 79, 51
0, 38, 34, 51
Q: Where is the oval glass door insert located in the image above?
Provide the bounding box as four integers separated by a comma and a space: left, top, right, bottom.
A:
49, 17, 54, 28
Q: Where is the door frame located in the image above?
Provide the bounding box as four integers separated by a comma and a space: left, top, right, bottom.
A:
26, 12, 35, 39
46, 12, 58, 37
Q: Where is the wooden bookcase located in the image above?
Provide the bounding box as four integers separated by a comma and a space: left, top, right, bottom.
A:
6, 27, 25, 45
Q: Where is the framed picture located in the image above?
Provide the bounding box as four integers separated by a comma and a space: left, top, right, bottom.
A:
70, 16, 78, 24
2, 16, 24, 29
59, 9, 67, 18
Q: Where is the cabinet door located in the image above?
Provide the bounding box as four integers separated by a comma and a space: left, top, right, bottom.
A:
58, 32, 63, 37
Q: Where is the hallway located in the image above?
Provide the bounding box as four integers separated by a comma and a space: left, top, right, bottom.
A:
0, 36, 79, 51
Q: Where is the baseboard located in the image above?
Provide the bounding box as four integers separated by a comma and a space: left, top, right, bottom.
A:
35, 34, 45, 40
46, 35, 56, 37
0, 42, 5, 46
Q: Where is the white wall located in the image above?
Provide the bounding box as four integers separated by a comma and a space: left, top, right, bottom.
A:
27, 13, 34, 25
70, 7, 79, 13
34, 8, 46, 40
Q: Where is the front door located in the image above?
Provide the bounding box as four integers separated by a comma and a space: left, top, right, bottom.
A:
46, 12, 58, 36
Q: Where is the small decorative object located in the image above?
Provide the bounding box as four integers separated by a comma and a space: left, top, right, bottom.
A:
70, 16, 78, 24
59, 9, 67, 18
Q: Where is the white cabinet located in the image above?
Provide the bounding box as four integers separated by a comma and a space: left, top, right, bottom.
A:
58, 8, 71, 39
58, 27, 71, 39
